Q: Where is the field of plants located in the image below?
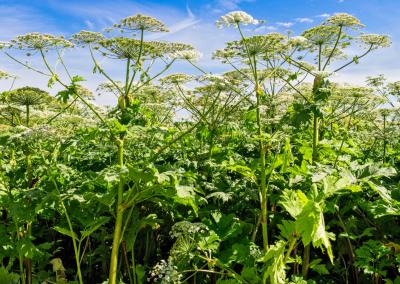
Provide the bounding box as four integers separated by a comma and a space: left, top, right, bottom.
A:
0, 7, 399, 284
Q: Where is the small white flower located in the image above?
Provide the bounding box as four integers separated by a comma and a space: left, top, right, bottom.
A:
216, 11, 261, 28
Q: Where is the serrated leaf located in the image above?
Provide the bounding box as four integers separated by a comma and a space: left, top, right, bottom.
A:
53, 226, 78, 241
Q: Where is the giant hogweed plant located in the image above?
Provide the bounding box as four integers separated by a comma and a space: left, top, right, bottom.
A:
212, 11, 314, 253
269, 12, 391, 278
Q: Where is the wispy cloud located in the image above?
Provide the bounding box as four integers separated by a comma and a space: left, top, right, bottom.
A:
316, 13, 331, 18
215, 0, 256, 10
296, 17, 313, 23
254, 25, 277, 32
276, 22, 294, 28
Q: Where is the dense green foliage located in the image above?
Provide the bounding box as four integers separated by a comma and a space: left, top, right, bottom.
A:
0, 10, 399, 284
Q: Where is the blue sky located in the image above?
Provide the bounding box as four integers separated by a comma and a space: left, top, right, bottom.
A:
0, 0, 398, 104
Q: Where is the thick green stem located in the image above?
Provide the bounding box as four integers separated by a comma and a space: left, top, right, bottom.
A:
383, 114, 386, 162
26, 105, 30, 127
26, 154, 32, 186
109, 138, 125, 284
208, 129, 215, 160
256, 83, 268, 251
312, 114, 319, 164
284, 237, 298, 264
304, 76, 321, 278
302, 244, 311, 279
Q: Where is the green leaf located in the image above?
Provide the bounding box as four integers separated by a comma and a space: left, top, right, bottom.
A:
259, 240, 288, 284
71, 75, 85, 83
48, 74, 59, 87
53, 226, 78, 241
0, 267, 19, 284
174, 185, 198, 215
16, 238, 39, 259
80, 217, 110, 239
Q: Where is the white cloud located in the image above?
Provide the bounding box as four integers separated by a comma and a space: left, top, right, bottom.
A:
316, 13, 331, 18
296, 17, 314, 23
254, 25, 277, 32
276, 22, 294, 28
84, 20, 95, 29
214, 0, 256, 11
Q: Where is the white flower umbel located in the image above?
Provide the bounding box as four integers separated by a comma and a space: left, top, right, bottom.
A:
9, 32, 74, 51
113, 14, 169, 33
159, 73, 193, 85
289, 36, 308, 46
170, 49, 202, 62
71, 30, 105, 46
216, 11, 261, 28
325, 13, 364, 28
359, 34, 391, 48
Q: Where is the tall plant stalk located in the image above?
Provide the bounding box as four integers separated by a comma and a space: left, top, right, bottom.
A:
109, 138, 125, 284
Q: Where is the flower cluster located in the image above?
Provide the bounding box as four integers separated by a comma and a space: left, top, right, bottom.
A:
148, 259, 183, 283
216, 11, 261, 28
289, 36, 308, 47
98, 39, 194, 60
325, 13, 364, 28
313, 70, 336, 78
249, 243, 263, 259
71, 30, 105, 46
112, 14, 169, 33
8, 86, 50, 106
8, 32, 74, 51
159, 73, 193, 85
151, 41, 195, 59
9, 124, 54, 144
170, 221, 209, 238
388, 81, 400, 97
97, 37, 152, 59
359, 34, 391, 48
302, 25, 340, 45
170, 49, 202, 62
96, 81, 124, 96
